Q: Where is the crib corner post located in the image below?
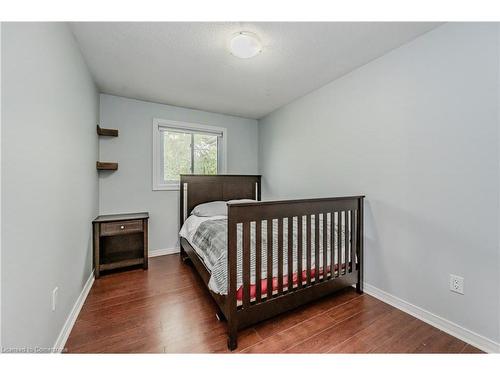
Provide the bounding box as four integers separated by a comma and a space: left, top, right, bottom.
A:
227, 317, 238, 351
179, 178, 188, 264
356, 196, 364, 295
356, 281, 364, 295
227, 207, 239, 351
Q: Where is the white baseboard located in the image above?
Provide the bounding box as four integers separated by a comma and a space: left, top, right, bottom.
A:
148, 247, 180, 258
52, 248, 176, 351
54, 272, 94, 353
364, 283, 500, 353
51, 248, 176, 352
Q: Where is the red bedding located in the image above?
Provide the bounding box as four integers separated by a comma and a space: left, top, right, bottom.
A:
236, 262, 351, 301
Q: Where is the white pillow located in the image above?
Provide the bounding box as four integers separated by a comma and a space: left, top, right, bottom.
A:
227, 199, 257, 204
190, 199, 257, 217
191, 201, 227, 217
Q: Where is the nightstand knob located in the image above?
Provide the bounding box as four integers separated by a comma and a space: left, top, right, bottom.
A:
120, 225, 125, 229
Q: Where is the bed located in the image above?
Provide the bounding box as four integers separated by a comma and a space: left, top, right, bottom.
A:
179, 175, 364, 350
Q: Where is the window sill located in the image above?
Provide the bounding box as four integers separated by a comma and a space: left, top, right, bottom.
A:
153, 184, 180, 191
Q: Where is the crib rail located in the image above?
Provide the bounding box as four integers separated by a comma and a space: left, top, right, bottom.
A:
179, 174, 364, 350
226, 196, 364, 338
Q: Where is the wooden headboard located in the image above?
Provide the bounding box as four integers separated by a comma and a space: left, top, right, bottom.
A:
179, 174, 261, 228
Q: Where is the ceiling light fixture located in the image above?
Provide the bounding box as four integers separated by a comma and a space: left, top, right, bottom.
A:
230, 32, 262, 59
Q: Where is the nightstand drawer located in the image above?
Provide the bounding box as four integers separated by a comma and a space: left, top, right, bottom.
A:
100, 220, 143, 236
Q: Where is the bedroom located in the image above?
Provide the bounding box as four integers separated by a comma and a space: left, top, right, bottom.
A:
1, 0, 500, 370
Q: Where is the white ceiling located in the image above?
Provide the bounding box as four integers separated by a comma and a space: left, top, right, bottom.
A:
71, 22, 441, 119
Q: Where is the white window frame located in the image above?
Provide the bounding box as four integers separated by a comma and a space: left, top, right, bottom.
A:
152, 118, 227, 191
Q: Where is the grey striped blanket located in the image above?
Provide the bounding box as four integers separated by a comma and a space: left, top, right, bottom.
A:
191, 215, 349, 295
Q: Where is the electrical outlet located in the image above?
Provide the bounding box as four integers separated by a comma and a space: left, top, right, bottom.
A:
449, 275, 464, 295
52, 287, 58, 311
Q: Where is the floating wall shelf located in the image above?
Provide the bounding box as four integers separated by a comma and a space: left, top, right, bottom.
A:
97, 125, 118, 137
96, 162, 118, 171
96, 124, 118, 171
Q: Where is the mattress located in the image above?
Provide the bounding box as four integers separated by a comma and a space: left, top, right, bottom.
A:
179, 214, 350, 298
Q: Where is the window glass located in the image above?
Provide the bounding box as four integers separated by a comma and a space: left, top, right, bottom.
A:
163, 130, 192, 183
193, 133, 218, 175
161, 130, 219, 184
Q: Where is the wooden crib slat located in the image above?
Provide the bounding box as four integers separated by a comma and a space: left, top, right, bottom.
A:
287, 217, 293, 292
342, 211, 347, 276
354, 210, 358, 271
322, 213, 327, 281
314, 213, 319, 283
337, 211, 342, 277
277, 218, 284, 295
350, 210, 356, 273
306, 215, 312, 286
267, 219, 273, 300
255, 220, 262, 303
242, 221, 251, 308
342, 211, 346, 276
345, 211, 350, 274
330, 212, 335, 279
297, 215, 303, 288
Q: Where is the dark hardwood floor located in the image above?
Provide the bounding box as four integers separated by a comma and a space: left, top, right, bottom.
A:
65, 255, 482, 353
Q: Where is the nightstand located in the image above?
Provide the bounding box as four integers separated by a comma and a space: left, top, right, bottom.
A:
92, 212, 149, 278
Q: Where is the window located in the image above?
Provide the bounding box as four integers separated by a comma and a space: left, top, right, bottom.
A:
153, 119, 226, 190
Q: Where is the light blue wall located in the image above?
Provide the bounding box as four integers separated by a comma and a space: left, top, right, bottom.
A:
259, 23, 500, 344
99, 94, 259, 251
1, 23, 99, 349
